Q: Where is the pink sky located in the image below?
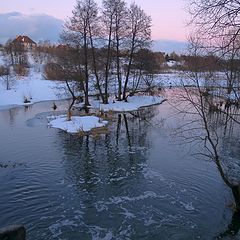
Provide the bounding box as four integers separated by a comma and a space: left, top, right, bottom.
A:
1, 0, 188, 41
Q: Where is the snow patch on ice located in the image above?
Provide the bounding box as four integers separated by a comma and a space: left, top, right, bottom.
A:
48, 115, 108, 133
93, 95, 165, 112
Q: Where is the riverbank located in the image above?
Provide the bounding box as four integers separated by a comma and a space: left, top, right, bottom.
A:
0, 72, 67, 110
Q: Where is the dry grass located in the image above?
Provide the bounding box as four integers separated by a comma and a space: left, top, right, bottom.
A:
14, 65, 29, 76
76, 126, 109, 138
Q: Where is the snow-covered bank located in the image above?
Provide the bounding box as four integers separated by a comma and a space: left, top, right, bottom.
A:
0, 72, 67, 109
92, 95, 165, 112
0, 69, 165, 112
49, 115, 108, 134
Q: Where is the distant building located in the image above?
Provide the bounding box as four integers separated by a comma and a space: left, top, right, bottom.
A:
12, 35, 37, 49
56, 44, 69, 50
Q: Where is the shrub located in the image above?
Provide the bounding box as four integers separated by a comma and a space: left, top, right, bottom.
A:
44, 62, 65, 81
0, 66, 9, 76
14, 64, 29, 76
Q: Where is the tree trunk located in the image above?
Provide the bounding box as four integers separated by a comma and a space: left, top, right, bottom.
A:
116, 114, 122, 146
123, 37, 135, 100
232, 185, 240, 212
116, 37, 122, 101
104, 16, 114, 104
88, 26, 105, 103
83, 34, 90, 107
6, 75, 10, 90
217, 211, 240, 238
67, 98, 77, 121
0, 225, 26, 240
123, 114, 131, 147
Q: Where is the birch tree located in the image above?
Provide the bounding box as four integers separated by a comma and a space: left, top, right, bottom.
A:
62, 0, 100, 106
122, 3, 152, 100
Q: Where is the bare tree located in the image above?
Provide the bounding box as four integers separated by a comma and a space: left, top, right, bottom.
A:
189, 0, 240, 47
109, 0, 128, 101
122, 3, 152, 100
58, 0, 152, 105
4, 39, 29, 76
101, 1, 152, 102
176, 37, 240, 216
130, 48, 159, 95
0, 48, 15, 90
0, 65, 12, 90
44, 46, 86, 119
101, 0, 118, 104
62, 0, 101, 107
188, 0, 240, 126
4, 39, 14, 66
219, 35, 240, 104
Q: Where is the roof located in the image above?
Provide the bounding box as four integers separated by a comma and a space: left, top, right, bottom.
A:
12, 36, 37, 45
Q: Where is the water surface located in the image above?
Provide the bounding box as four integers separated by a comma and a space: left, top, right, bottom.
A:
0, 98, 236, 239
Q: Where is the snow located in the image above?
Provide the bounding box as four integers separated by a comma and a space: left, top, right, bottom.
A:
0, 71, 68, 109
0, 53, 5, 65
49, 115, 108, 133
0, 64, 165, 112
93, 95, 165, 112
166, 60, 177, 68
48, 96, 164, 133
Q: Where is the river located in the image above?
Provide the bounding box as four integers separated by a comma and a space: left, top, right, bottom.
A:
0, 96, 238, 239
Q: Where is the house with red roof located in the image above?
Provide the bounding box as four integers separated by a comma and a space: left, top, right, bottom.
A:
12, 35, 37, 49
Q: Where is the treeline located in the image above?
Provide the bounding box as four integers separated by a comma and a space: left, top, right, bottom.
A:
46, 0, 153, 106
0, 39, 30, 76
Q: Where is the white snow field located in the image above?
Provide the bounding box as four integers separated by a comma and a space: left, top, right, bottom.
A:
0, 71, 67, 110
96, 95, 165, 112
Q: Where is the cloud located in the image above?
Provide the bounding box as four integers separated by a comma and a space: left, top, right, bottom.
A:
0, 12, 63, 44
152, 40, 188, 54
0, 12, 187, 53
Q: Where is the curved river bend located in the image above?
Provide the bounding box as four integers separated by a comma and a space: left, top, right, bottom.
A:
0, 99, 237, 239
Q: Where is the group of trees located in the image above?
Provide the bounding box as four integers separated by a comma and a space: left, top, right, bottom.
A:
0, 39, 30, 90
189, 0, 240, 100
48, 0, 153, 107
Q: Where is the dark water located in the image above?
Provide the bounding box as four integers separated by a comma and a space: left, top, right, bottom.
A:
0, 98, 237, 239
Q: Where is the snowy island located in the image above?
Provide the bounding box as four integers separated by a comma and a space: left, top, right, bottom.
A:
47, 95, 164, 134
48, 115, 108, 134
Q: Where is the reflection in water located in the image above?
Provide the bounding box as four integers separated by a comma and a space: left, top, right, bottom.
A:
5, 107, 19, 126
0, 98, 239, 239
47, 110, 157, 239
216, 211, 240, 238
172, 88, 240, 238
60, 110, 152, 188
24, 104, 32, 112
205, 99, 240, 238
